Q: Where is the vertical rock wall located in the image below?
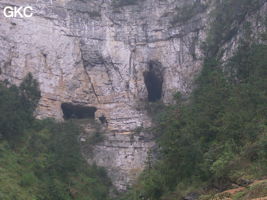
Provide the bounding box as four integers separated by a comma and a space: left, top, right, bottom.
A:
0, 0, 266, 191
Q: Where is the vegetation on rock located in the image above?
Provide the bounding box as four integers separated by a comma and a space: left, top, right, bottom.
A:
112, 0, 140, 7
0, 75, 111, 200
119, 40, 267, 200
171, 1, 207, 25
118, 0, 267, 199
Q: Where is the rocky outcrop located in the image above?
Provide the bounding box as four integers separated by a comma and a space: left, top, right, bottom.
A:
80, 120, 155, 191
0, 0, 266, 191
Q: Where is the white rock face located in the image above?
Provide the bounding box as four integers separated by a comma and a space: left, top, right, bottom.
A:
0, 0, 266, 191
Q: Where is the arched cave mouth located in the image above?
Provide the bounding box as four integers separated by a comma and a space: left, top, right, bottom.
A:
144, 61, 163, 102
61, 103, 97, 120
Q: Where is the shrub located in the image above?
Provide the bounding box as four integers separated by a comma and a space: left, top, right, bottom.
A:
0, 73, 40, 142
20, 172, 38, 187
0, 75, 111, 199
112, 0, 139, 7
205, 0, 265, 58
171, 2, 207, 25
119, 21, 267, 200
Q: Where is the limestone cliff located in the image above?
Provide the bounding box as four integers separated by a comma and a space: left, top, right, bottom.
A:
0, 0, 266, 191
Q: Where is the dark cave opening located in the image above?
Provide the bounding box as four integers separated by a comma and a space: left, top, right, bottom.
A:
144, 61, 163, 102
61, 103, 97, 120
99, 115, 107, 124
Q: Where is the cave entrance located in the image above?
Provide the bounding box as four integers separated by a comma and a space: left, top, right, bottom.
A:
99, 115, 107, 124
61, 103, 97, 120
144, 61, 163, 102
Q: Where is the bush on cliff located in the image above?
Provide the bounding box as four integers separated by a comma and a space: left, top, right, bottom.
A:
112, 0, 139, 7
118, 41, 267, 200
0, 75, 111, 200
0, 73, 40, 142
117, 0, 267, 198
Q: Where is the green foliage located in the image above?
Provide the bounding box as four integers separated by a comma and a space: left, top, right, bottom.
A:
0, 75, 111, 200
112, 0, 139, 7
171, 2, 207, 25
0, 73, 40, 142
19, 73, 41, 113
144, 101, 167, 123
20, 172, 38, 187
204, 0, 265, 58
49, 122, 83, 175
0, 121, 111, 200
233, 180, 267, 200
119, 36, 267, 200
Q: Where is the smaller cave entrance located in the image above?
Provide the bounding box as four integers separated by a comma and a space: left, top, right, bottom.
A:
99, 115, 107, 124
144, 61, 163, 102
61, 103, 97, 120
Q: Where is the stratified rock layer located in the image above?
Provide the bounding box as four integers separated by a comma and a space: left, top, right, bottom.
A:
0, 0, 266, 191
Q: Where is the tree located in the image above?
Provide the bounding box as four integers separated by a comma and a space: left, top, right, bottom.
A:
0, 73, 40, 141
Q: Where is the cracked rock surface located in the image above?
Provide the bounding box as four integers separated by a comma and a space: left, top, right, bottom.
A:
0, 0, 266, 191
